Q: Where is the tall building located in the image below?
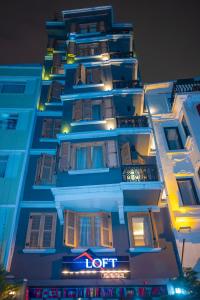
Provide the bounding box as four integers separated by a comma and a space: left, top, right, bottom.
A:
0, 65, 42, 268
146, 78, 200, 273
10, 6, 180, 299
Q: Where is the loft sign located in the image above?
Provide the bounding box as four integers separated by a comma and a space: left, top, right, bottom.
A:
85, 257, 118, 269
62, 250, 130, 278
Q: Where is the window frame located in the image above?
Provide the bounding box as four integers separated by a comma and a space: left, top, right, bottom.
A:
164, 126, 184, 150
127, 212, 158, 248
25, 213, 57, 249
64, 211, 113, 249
0, 113, 18, 130
177, 178, 199, 206
0, 82, 26, 94
0, 155, 8, 178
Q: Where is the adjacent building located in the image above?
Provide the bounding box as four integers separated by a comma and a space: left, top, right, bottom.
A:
9, 6, 180, 299
146, 78, 200, 273
0, 65, 42, 269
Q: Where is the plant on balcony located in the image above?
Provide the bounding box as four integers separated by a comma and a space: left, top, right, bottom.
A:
0, 265, 18, 300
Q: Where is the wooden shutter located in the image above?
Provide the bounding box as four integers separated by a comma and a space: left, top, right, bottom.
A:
65, 210, 77, 247
53, 53, 62, 69
102, 98, 114, 118
99, 21, 105, 32
72, 100, 83, 121
83, 100, 92, 120
81, 64, 86, 83
25, 214, 41, 248
101, 41, 108, 54
121, 142, 132, 165
53, 119, 62, 137
70, 22, 77, 33
41, 119, 53, 138
100, 213, 113, 248
58, 142, 71, 172
51, 81, 63, 101
34, 154, 55, 185
106, 140, 118, 168
41, 214, 56, 248
68, 42, 76, 56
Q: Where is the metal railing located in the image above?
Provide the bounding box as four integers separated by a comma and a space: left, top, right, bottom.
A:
112, 80, 141, 89
116, 116, 148, 128
121, 164, 159, 182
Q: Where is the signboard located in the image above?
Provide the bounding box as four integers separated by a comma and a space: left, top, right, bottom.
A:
62, 249, 130, 279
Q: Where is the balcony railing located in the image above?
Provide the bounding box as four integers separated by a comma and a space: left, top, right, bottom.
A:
110, 51, 133, 59
112, 80, 141, 89
122, 165, 159, 182
117, 116, 148, 128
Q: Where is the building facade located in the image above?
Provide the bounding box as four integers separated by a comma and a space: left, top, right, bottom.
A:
146, 78, 200, 273
0, 65, 42, 268
10, 6, 180, 299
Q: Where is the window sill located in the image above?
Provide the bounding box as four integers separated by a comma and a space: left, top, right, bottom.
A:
71, 247, 115, 254
166, 149, 188, 155
68, 168, 109, 175
71, 120, 106, 126
40, 138, 58, 143
23, 248, 56, 254
129, 247, 161, 253
73, 83, 104, 89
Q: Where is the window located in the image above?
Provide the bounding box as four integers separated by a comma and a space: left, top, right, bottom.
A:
65, 211, 113, 248
72, 99, 113, 122
25, 213, 56, 249
164, 127, 184, 150
47, 81, 64, 102
0, 155, 8, 178
79, 23, 97, 34
128, 213, 158, 248
75, 144, 104, 169
177, 178, 199, 206
0, 82, 25, 94
41, 118, 61, 138
77, 43, 100, 56
34, 154, 56, 185
0, 113, 18, 130
181, 116, 190, 138
198, 168, 200, 180
197, 104, 200, 115
86, 67, 102, 84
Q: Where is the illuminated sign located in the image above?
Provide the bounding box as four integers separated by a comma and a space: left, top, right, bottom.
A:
62, 250, 129, 279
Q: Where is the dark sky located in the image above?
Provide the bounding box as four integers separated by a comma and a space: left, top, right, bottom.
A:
0, 0, 200, 83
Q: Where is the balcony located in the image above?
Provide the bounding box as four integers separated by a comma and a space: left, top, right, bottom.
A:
116, 116, 148, 128
112, 80, 141, 89
122, 164, 159, 182
110, 51, 133, 59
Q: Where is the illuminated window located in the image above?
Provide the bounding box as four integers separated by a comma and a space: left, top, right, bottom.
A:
128, 213, 158, 248
0, 155, 8, 178
177, 178, 199, 206
65, 211, 113, 248
0, 82, 25, 94
0, 113, 18, 130
25, 213, 56, 249
164, 127, 184, 150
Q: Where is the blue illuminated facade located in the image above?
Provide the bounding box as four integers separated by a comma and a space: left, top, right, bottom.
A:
10, 6, 180, 299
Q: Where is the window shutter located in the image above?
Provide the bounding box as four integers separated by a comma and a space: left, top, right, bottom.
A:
42, 214, 56, 248
92, 68, 102, 84
53, 119, 62, 137
100, 213, 113, 248
101, 41, 108, 54
58, 142, 71, 171
41, 119, 53, 138
65, 210, 77, 247
35, 155, 55, 185
99, 21, 105, 32
25, 214, 41, 248
121, 142, 132, 165
75, 65, 84, 84
70, 22, 77, 33
68, 42, 76, 56
80, 64, 86, 83
102, 98, 114, 118
83, 100, 92, 120
106, 140, 118, 168
52, 53, 62, 70
72, 100, 83, 121
51, 81, 63, 101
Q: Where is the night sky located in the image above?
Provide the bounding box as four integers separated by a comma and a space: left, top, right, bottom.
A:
0, 0, 200, 83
